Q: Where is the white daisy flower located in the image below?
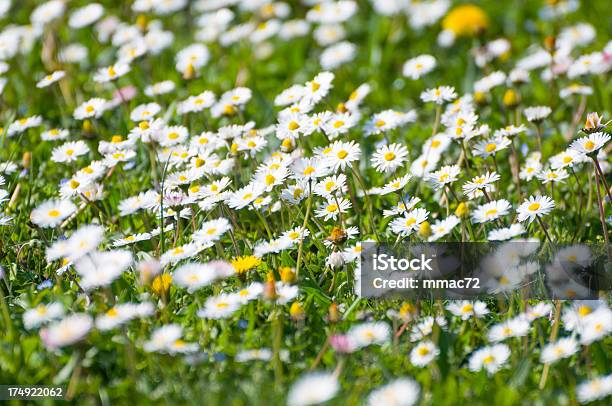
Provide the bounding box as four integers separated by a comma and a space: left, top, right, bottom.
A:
73, 98, 109, 120
36, 70, 66, 88
367, 378, 420, 406
390, 208, 429, 237
287, 372, 339, 406
40, 314, 93, 349
540, 337, 579, 364
487, 317, 530, 342
347, 321, 391, 349
487, 224, 526, 241
420, 86, 457, 104
403, 54, 436, 79
569, 132, 610, 155
446, 300, 489, 320
471, 199, 512, 224
410, 341, 439, 367
468, 344, 511, 375
315, 198, 352, 221
31, 199, 76, 228
576, 375, 612, 403
426, 165, 461, 190
371, 143, 409, 173
93, 62, 131, 83
23, 302, 65, 330
516, 195, 555, 223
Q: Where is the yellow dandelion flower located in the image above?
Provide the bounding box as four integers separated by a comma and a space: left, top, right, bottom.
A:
151, 274, 172, 296
231, 255, 262, 275
443, 5, 489, 37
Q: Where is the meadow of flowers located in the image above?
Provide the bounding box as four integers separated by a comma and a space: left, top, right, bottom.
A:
0, 0, 611, 404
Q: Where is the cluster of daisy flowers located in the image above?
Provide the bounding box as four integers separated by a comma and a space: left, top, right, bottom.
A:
287, 299, 612, 405
0, 0, 611, 403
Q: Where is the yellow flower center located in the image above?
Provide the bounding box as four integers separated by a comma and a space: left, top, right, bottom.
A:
417, 346, 430, 356
578, 306, 592, 317
461, 304, 473, 313
326, 204, 338, 213
384, 152, 396, 161
48, 209, 60, 217
528, 202, 540, 211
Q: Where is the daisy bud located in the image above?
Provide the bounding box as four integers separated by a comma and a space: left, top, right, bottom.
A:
22, 151, 31, 169
326, 251, 345, 269
399, 302, 417, 321
328, 303, 340, 323
230, 142, 239, 155
289, 302, 305, 321
503, 89, 519, 108
544, 35, 556, 52
281, 138, 295, 153
336, 102, 347, 113
280, 266, 296, 284
418, 221, 432, 238
82, 119, 92, 134
136, 14, 148, 31
183, 63, 196, 80
474, 91, 488, 105
455, 202, 468, 217
583, 112, 605, 133
151, 273, 172, 296
223, 104, 237, 116
264, 272, 277, 300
